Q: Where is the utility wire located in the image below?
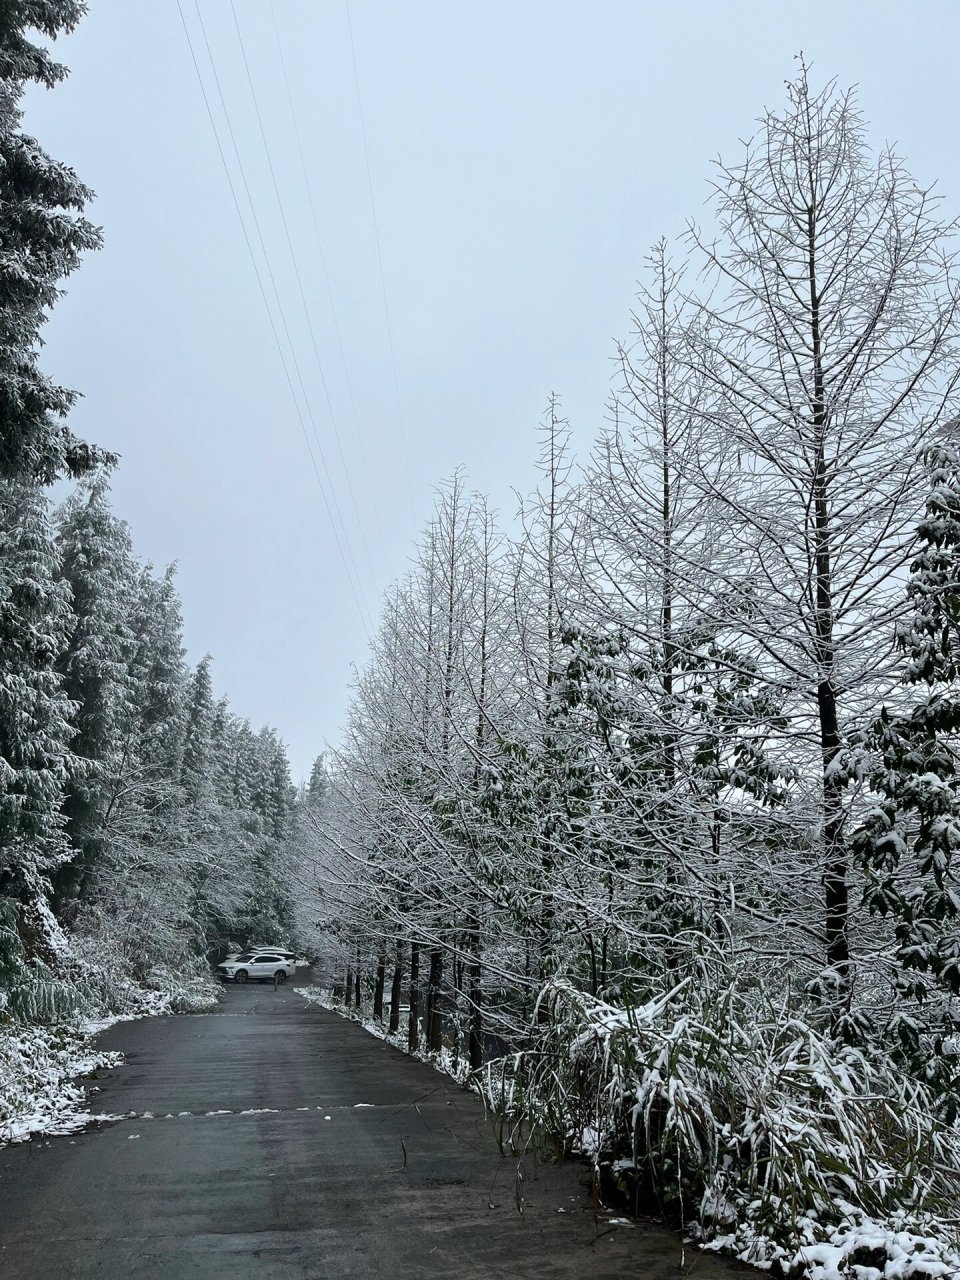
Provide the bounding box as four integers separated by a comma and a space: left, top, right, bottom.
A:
175, 0, 373, 637
229, 0, 380, 583
344, 0, 415, 515
269, 0, 386, 558
191, 0, 369, 620
189, 0, 375, 632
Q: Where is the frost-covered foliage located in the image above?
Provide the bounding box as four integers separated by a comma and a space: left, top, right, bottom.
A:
0, 481, 76, 906
482, 975, 960, 1277
302, 67, 960, 1278
0, 895, 77, 1023
853, 446, 960, 1085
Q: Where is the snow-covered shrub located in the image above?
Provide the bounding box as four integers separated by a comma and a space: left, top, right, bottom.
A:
483, 973, 960, 1278
0, 896, 81, 1024
0, 1023, 122, 1144
67, 931, 220, 1018
1, 892, 218, 1033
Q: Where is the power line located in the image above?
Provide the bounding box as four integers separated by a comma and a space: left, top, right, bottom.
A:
344, 0, 414, 514
268, 0, 386, 558
229, 0, 380, 583
189, 0, 375, 630
190, 0, 367, 609
175, 0, 373, 637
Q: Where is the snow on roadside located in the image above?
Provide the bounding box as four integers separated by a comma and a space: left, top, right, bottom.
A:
0, 1024, 123, 1145
1, 977, 221, 1147
295, 986, 471, 1085
76, 977, 219, 1036
299, 988, 960, 1280
701, 1203, 960, 1280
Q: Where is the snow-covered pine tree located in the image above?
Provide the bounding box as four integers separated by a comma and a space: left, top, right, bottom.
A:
853, 445, 960, 1072
306, 754, 330, 809
52, 476, 138, 907
67, 558, 191, 984
181, 655, 214, 806
126, 563, 185, 780
0, 1, 109, 483
0, 480, 76, 964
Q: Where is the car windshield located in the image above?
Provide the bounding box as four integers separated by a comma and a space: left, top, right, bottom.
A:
232, 953, 254, 962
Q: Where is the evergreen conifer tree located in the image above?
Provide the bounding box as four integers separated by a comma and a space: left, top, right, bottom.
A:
0, 1, 109, 482
52, 477, 137, 904
0, 481, 75, 936
181, 656, 214, 805
307, 754, 330, 809
854, 446, 960, 1040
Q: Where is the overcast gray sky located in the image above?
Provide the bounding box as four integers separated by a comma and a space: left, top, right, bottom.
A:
23, 0, 960, 779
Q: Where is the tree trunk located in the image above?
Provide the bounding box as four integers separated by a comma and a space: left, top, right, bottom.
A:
344, 966, 353, 1008
807, 203, 849, 991
536, 891, 554, 1025
389, 944, 403, 1035
373, 949, 386, 1022
426, 948, 443, 1053
467, 915, 483, 1071
408, 941, 420, 1053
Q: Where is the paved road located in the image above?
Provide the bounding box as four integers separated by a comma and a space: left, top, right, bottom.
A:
0, 973, 751, 1278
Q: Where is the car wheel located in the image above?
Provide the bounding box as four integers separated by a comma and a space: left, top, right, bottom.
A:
234, 970, 249, 984
275, 970, 287, 984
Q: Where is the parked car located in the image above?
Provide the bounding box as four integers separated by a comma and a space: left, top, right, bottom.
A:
217, 952, 294, 984
223, 948, 297, 973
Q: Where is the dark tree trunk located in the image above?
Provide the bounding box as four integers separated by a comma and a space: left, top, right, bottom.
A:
408, 942, 420, 1053
468, 954, 483, 1072
344, 966, 353, 1008
536, 891, 554, 1025
820, 675, 848, 978
373, 949, 386, 1022
807, 204, 849, 991
426, 948, 443, 1053
389, 944, 403, 1035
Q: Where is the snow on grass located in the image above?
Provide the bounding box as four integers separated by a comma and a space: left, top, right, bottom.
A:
0, 1024, 123, 1145
485, 977, 960, 1280
1, 967, 221, 1148
702, 1203, 960, 1279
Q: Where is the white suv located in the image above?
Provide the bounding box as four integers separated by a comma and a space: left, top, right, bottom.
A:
223, 948, 296, 973
218, 952, 294, 984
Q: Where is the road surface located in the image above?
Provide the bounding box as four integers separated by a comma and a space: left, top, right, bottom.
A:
0, 972, 752, 1278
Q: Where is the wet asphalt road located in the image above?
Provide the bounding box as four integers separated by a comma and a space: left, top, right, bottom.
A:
0, 972, 752, 1279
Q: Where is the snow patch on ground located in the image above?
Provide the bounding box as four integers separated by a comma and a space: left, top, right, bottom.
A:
0, 1024, 123, 1145
1, 974, 221, 1148
702, 1203, 960, 1279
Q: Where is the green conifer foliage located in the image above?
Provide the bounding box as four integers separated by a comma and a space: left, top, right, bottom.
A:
52, 477, 137, 905
853, 446, 960, 1058
0, 480, 75, 900
0, 1, 110, 483
181, 656, 214, 805
306, 755, 330, 809
127, 564, 186, 775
